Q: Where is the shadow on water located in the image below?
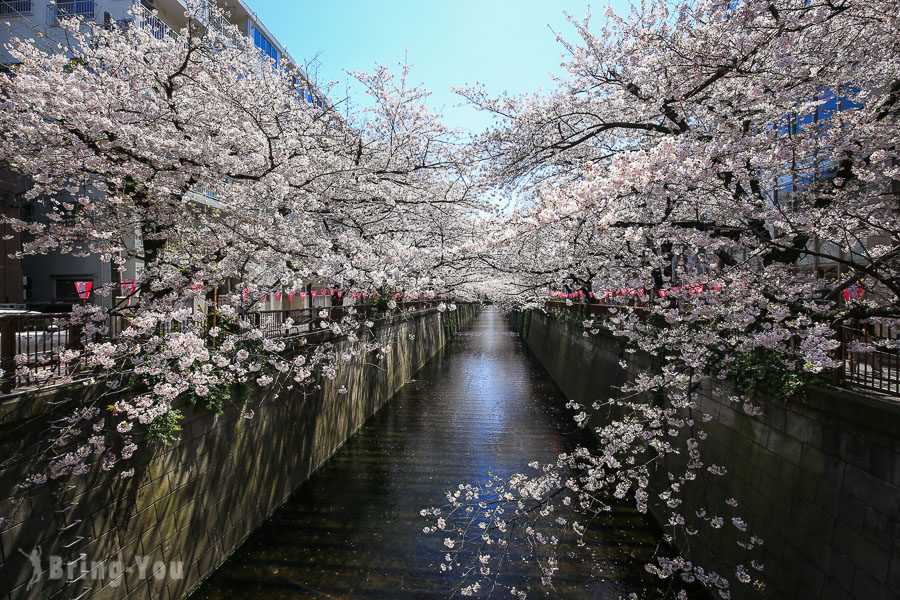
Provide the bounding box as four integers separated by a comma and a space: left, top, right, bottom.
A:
191, 308, 673, 599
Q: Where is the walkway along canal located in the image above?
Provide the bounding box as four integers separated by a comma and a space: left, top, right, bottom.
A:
192, 308, 669, 598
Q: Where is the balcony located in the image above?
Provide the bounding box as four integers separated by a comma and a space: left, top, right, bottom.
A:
196, 0, 229, 36
130, 4, 177, 40
0, 1, 32, 16
48, 0, 94, 25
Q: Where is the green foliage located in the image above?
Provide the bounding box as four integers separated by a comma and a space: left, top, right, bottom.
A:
187, 384, 230, 414
442, 308, 459, 336
146, 408, 183, 446
546, 305, 588, 327
724, 349, 821, 401
357, 286, 397, 311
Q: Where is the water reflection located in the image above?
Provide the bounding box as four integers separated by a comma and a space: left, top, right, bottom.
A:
193, 308, 666, 599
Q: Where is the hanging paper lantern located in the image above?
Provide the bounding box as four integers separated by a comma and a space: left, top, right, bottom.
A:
843, 285, 864, 301
74, 281, 93, 300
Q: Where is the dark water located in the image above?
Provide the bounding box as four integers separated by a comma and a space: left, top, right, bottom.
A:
193, 308, 666, 599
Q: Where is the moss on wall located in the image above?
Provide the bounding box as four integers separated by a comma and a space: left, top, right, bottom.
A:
522, 310, 900, 600
0, 305, 480, 600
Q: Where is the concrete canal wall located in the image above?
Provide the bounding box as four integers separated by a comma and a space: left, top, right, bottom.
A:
514, 310, 900, 600
0, 304, 478, 600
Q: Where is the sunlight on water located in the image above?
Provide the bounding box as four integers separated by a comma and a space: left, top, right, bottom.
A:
193, 308, 668, 599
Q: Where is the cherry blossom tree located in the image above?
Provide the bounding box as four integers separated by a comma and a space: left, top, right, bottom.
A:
424, 0, 899, 597
0, 3, 481, 493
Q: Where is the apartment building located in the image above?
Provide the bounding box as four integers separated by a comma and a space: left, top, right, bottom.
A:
0, 0, 320, 310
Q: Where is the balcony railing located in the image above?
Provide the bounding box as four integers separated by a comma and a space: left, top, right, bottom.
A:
133, 5, 175, 40
198, 0, 229, 37
48, 0, 94, 25
0, 1, 32, 16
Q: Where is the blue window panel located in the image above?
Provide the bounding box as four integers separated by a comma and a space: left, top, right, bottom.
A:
818, 92, 839, 122
252, 26, 279, 67
838, 85, 864, 110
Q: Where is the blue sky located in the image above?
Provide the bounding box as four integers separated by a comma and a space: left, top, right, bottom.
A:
244, 1, 633, 135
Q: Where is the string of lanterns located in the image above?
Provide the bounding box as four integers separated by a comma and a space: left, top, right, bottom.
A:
550, 281, 866, 301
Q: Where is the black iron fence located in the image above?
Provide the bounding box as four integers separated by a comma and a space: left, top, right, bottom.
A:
545, 300, 899, 397
0, 300, 445, 394
835, 322, 899, 395
0, 1, 32, 16
0, 312, 83, 393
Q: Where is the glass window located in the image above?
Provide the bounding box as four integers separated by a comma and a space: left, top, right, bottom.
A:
252, 25, 279, 67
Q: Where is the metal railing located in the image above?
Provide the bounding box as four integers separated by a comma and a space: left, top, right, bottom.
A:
0, 300, 447, 394
132, 5, 175, 40
835, 323, 899, 395
250, 306, 358, 338
250, 302, 438, 338
197, 0, 229, 37
0, 1, 32, 16
0, 313, 83, 393
48, 0, 94, 24
545, 300, 899, 397
545, 300, 647, 319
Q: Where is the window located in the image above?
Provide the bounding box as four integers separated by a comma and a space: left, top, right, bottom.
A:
252, 25, 279, 67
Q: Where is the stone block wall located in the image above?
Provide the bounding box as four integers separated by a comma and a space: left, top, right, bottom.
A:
518, 310, 900, 600
0, 305, 478, 600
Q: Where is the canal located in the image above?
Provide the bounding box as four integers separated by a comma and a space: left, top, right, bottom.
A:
193, 308, 667, 598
